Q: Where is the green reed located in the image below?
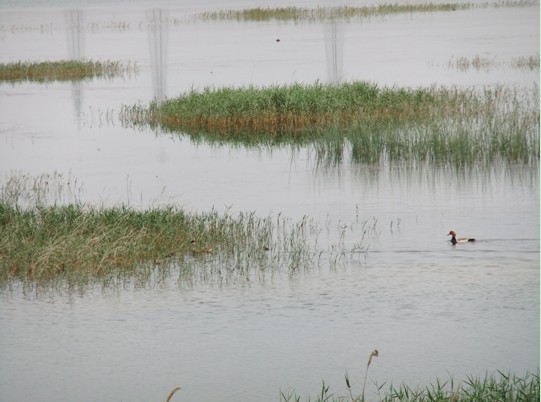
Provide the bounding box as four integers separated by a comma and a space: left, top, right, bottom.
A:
122, 82, 461, 135
121, 82, 539, 165
0, 203, 317, 285
0, 59, 138, 83
197, 1, 538, 22
281, 370, 540, 402
0, 171, 380, 287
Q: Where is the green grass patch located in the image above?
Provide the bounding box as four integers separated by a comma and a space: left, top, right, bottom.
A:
121, 82, 539, 165
0, 202, 318, 285
0, 172, 380, 287
196, 1, 539, 22
0, 59, 138, 83
122, 82, 462, 134
282, 370, 540, 402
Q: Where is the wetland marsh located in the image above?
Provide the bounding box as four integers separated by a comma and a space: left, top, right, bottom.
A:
0, 1, 539, 401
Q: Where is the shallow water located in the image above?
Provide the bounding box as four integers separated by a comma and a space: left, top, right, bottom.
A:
0, 1, 539, 401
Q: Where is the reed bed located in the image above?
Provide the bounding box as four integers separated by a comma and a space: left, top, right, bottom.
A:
197, 1, 539, 22
0, 59, 138, 83
0, 172, 379, 287
121, 82, 539, 165
0, 203, 314, 285
0, 201, 377, 287
122, 82, 462, 134
281, 370, 540, 402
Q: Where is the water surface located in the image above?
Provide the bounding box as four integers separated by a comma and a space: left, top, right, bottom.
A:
0, 1, 539, 401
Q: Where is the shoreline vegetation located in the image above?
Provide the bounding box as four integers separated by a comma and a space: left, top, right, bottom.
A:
0, 60, 138, 83
280, 370, 540, 402
121, 82, 540, 165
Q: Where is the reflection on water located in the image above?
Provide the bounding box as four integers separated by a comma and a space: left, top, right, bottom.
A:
146, 9, 168, 102
324, 20, 343, 83
64, 9, 84, 60
64, 9, 84, 128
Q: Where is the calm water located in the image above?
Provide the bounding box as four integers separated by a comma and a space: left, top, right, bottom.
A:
0, 1, 539, 401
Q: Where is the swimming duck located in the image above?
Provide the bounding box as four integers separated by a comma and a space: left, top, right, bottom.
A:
447, 230, 475, 245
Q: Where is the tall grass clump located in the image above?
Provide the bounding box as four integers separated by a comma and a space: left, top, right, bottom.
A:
338, 86, 539, 165
0, 59, 138, 83
282, 370, 540, 402
0, 172, 381, 288
122, 82, 454, 136
121, 82, 539, 165
0, 203, 320, 285
0, 173, 332, 287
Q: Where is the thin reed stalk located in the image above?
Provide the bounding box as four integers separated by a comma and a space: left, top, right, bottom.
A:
164, 387, 181, 402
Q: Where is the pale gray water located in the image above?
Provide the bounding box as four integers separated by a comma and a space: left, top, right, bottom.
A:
0, 1, 539, 401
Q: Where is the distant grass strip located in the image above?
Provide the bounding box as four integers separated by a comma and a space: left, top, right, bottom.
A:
449, 54, 540, 71
281, 370, 540, 401
199, 3, 469, 22
0, 59, 137, 83
197, 1, 538, 22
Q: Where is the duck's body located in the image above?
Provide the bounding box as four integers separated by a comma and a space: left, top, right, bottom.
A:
448, 230, 475, 245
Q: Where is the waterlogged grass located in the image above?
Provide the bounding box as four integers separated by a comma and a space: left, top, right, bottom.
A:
197, 1, 539, 22
0, 172, 381, 287
0, 170, 84, 208
282, 370, 540, 402
121, 82, 539, 165
122, 82, 464, 134
0, 203, 317, 285
0, 59, 138, 83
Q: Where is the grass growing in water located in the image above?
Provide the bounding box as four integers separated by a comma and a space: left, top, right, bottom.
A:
122, 82, 465, 135
448, 54, 540, 71
0, 203, 315, 285
0, 172, 379, 287
281, 370, 539, 402
121, 82, 539, 165
0, 59, 138, 83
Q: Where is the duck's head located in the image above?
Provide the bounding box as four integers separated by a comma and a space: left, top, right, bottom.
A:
447, 230, 456, 237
